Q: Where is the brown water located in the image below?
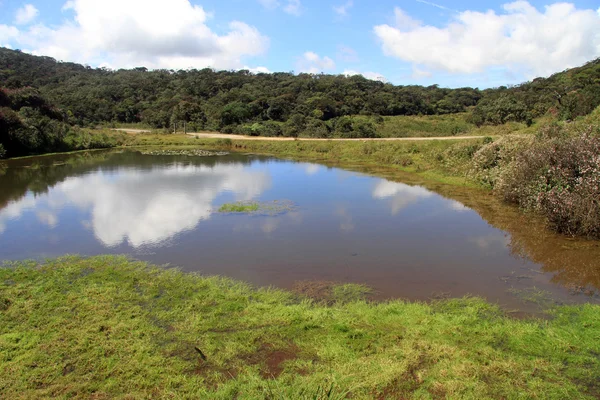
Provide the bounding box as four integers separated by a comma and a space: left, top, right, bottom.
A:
1, 150, 599, 313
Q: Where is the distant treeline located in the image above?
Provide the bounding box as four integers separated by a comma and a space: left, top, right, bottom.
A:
1, 47, 600, 157
0, 86, 119, 158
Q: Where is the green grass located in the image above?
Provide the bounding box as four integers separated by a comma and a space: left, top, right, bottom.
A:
119, 134, 489, 187
219, 202, 260, 213
1, 255, 599, 399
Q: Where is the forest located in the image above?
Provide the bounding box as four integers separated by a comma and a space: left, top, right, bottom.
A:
1, 47, 600, 157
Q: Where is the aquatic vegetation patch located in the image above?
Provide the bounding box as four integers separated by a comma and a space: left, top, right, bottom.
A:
218, 202, 260, 213
217, 200, 296, 215
140, 149, 229, 156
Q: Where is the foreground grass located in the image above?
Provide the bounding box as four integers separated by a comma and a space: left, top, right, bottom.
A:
1, 256, 599, 399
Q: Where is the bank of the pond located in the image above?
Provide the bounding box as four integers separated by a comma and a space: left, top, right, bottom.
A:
1, 255, 599, 399
122, 133, 486, 187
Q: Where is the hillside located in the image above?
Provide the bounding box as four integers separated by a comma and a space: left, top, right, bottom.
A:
1, 47, 600, 157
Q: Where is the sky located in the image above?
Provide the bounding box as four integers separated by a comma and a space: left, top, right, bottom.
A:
1, 0, 599, 88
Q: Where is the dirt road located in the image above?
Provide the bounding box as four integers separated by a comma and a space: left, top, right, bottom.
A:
111, 128, 487, 141
184, 132, 487, 141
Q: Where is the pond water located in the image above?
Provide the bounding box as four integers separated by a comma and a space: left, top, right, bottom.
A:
1, 150, 599, 313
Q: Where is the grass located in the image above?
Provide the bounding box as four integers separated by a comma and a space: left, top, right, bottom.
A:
1, 255, 599, 399
217, 200, 297, 216
117, 133, 488, 187
219, 202, 260, 213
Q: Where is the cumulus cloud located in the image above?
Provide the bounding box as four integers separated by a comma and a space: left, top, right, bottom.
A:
343, 69, 387, 82
1, 0, 269, 70
243, 65, 271, 74
0, 25, 19, 42
298, 51, 335, 73
15, 4, 39, 25
374, 2, 600, 78
333, 1, 353, 17
258, 0, 302, 15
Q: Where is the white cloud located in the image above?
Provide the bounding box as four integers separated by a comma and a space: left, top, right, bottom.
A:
343, 69, 387, 82
393, 8, 422, 31
2, 0, 269, 70
15, 4, 39, 25
374, 2, 600, 78
298, 51, 335, 73
243, 65, 271, 74
283, 0, 301, 15
62, 1, 75, 11
0, 25, 19, 42
258, 0, 302, 15
333, 1, 353, 17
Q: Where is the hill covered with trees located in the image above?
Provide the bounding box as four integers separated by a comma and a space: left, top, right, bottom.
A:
1, 47, 600, 157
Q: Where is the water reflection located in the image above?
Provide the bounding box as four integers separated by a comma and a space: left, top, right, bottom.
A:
0, 195, 37, 233
0, 163, 271, 247
0, 150, 599, 312
372, 180, 433, 215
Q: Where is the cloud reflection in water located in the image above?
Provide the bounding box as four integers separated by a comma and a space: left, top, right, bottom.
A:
0, 163, 271, 248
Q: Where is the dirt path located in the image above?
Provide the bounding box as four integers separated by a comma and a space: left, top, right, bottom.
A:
113, 128, 152, 133
111, 128, 487, 141
185, 132, 487, 141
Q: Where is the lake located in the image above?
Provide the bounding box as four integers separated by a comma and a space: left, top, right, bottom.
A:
1, 150, 599, 313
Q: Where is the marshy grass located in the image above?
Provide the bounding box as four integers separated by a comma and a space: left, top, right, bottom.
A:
1, 255, 599, 399
218, 202, 260, 213
217, 200, 296, 216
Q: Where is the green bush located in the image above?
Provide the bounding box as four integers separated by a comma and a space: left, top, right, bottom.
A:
471, 124, 600, 237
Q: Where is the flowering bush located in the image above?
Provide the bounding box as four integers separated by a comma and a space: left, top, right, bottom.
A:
471, 124, 600, 238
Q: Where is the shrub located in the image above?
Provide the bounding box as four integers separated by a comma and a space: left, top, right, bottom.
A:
471, 124, 600, 237
0, 143, 5, 158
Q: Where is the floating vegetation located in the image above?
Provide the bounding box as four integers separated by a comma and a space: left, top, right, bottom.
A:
216, 200, 296, 216
219, 202, 260, 213
141, 149, 229, 156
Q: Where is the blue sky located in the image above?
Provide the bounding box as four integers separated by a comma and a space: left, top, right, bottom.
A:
1, 0, 599, 88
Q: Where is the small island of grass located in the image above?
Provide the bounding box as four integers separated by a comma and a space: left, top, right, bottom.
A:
218, 202, 260, 213
217, 200, 296, 215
